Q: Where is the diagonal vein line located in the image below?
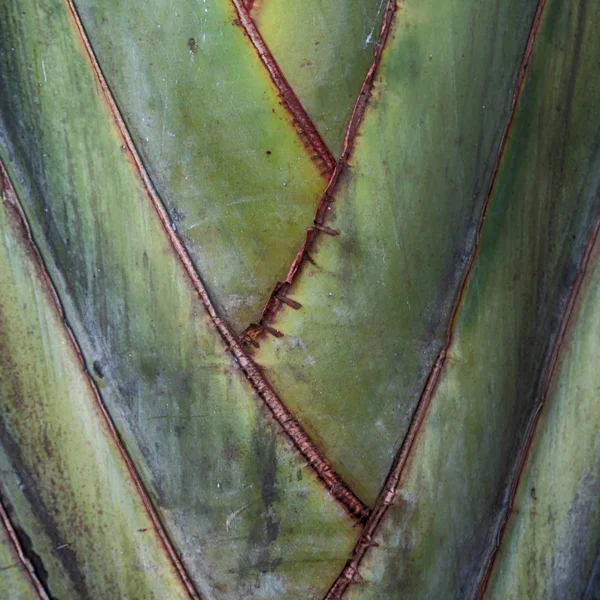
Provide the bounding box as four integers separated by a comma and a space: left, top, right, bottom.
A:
0, 159, 201, 600
0, 497, 50, 600
324, 0, 549, 596
63, 0, 368, 521
241, 0, 398, 345
475, 204, 600, 599
230, 0, 336, 175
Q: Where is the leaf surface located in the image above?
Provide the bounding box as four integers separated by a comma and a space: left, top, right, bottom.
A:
69, 0, 330, 331
0, 505, 41, 600
0, 171, 192, 599
252, 0, 388, 154
252, 0, 540, 504
0, 0, 357, 597
342, 0, 600, 595
486, 212, 600, 599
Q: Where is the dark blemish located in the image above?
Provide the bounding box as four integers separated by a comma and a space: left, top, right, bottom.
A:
296, 469, 302, 481
92, 360, 104, 379
266, 150, 272, 155
223, 443, 238, 462
172, 207, 185, 221
137, 528, 149, 533
530, 486, 537, 501
187, 37, 197, 53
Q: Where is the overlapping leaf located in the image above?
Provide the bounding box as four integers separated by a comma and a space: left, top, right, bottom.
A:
252, 0, 540, 504
252, 0, 387, 154
1, 0, 598, 597
342, 0, 600, 595
0, 0, 358, 597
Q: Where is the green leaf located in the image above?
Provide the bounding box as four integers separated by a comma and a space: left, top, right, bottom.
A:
67, 0, 330, 331
341, 0, 600, 595
0, 171, 192, 599
252, 0, 388, 154
252, 0, 540, 505
0, 0, 357, 596
486, 219, 600, 599
0, 502, 43, 600
1, 0, 598, 596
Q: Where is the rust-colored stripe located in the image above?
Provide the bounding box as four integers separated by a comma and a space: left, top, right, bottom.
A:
230, 0, 336, 176
0, 498, 51, 600
324, 0, 549, 596
63, 0, 368, 522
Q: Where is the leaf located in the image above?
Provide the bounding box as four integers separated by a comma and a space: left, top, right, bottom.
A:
0, 0, 358, 596
1, 0, 599, 597
252, 0, 388, 154
251, 0, 541, 505
0, 500, 47, 600
0, 168, 192, 599
334, 0, 600, 595
61, 0, 332, 331
486, 213, 600, 599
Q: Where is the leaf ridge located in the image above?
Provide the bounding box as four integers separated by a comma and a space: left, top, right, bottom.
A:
0, 158, 201, 600
0, 498, 50, 600
323, 0, 549, 595
230, 0, 336, 175
65, 0, 368, 522
241, 0, 398, 346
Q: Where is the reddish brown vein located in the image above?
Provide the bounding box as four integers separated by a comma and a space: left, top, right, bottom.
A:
63, 0, 368, 522
241, 0, 398, 347
324, 0, 548, 596
230, 0, 336, 176
475, 206, 600, 598
0, 159, 201, 600
0, 498, 50, 600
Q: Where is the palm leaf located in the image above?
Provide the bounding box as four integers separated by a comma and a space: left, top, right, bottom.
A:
1, 0, 598, 598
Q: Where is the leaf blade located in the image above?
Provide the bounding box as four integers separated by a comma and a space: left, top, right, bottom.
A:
0, 0, 360, 596
252, 0, 541, 505
342, 0, 600, 594
253, 0, 389, 155
0, 167, 193, 600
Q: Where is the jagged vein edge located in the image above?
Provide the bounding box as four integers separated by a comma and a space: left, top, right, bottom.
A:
241, 0, 398, 344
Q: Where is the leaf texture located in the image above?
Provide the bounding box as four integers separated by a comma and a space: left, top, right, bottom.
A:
66, 0, 330, 331
251, 0, 540, 505
252, 0, 388, 154
0, 169, 192, 599
338, 0, 600, 595
486, 195, 600, 599
0, 501, 45, 600
1, 0, 598, 597
0, 0, 358, 596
